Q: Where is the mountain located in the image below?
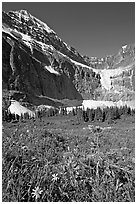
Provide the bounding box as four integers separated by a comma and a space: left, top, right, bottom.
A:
2, 10, 135, 107
83, 44, 135, 102
83, 44, 135, 70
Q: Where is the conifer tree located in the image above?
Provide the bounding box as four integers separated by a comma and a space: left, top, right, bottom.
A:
127, 107, 131, 115
77, 108, 83, 122
72, 108, 76, 116
114, 106, 120, 119
118, 106, 123, 116
123, 105, 128, 115
131, 108, 135, 116
94, 107, 102, 121
64, 107, 67, 115
86, 108, 90, 120
104, 107, 110, 121
90, 108, 95, 121
83, 110, 89, 122
102, 108, 106, 122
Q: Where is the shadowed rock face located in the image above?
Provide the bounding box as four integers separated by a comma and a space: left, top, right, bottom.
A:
2, 10, 135, 105
2, 10, 100, 103
2, 36, 84, 100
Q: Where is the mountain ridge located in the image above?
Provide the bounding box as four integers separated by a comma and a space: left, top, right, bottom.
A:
2, 10, 88, 66
2, 10, 135, 106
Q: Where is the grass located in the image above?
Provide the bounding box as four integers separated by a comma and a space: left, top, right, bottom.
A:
2, 115, 135, 202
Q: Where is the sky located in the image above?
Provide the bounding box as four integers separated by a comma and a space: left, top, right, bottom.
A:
2, 2, 135, 58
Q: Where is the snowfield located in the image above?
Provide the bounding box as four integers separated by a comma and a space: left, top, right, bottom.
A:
82, 100, 115, 110
8, 100, 35, 117
82, 100, 135, 110
36, 104, 56, 111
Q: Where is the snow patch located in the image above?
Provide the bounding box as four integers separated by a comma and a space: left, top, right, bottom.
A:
63, 42, 71, 50
70, 58, 92, 69
122, 45, 127, 53
33, 16, 55, 34
82, 99, 135, 110
34, 40, 55, 53
116, 100, 135, 109
10, 29, 33, 53
36, 104, 55, 111
44, 66, 60, 75
2, 26, 18, 40
82, 100, 115, 110
20, 32, 32, 41
57, 50, 92, 69
8, 100, 35, 117
33, 41, 93, 71
20, 32, 33, 53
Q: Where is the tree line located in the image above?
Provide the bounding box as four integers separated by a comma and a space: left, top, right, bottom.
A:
2, 104, 135, 123
55, 105, 135, 123
79, 105, 135, 123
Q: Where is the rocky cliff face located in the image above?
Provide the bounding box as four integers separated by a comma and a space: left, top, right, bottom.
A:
83, 44, 135, 102
2, 10, 101, 104
2, 10, 135, 105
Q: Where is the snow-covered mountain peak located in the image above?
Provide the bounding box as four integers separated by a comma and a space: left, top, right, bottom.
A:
122, 44, 128, 50
17, 9, 30, 16
8, 9, 55, 34
3, 10, 87, 65
9, 9, 31, 21
14, 9, 30, 17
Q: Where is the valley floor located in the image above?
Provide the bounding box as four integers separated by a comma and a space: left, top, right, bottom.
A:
2, 115, 135, 202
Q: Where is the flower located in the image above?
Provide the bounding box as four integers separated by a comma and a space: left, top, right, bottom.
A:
6, 179, 13, 190
21, 145, 29, 151
32, 186, 43, 200
52, 173, 58, 182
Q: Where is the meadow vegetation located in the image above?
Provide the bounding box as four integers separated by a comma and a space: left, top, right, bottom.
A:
2, 107, 135, 202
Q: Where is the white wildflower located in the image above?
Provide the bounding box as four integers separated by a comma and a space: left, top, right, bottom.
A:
21, 145, 29, 151
32, 186, 43, 200
52, 173, 58, 182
